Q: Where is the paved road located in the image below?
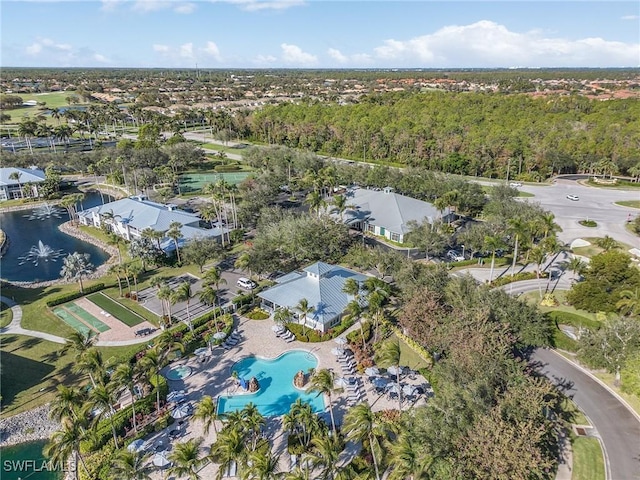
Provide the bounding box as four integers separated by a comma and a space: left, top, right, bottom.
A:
531, 348, 640, 480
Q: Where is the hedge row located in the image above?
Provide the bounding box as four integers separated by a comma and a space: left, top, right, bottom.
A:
214, 164, 242, 172
450, 256, 510, 269
46, 283, 108, 307
489, 271, 542, 288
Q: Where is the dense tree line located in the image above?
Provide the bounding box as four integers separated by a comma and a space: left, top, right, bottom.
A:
249, 91, 640, 180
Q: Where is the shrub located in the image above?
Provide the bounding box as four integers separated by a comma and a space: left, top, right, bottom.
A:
579, 220, 597, 227
489, 271, 541, 287
245, 308, 270, 320
46, 283, 107, 307
546, 311, 600, 331
214, 164, 241, 172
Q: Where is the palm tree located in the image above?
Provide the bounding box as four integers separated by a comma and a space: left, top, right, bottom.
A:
308, 368, 337, 435
244, 448, 281, 480
331, 194, 353, 222
307, 433, 343, 480
128, 261, 143, 299
142, 227, 164, 250
529, 246, 547, 299
283, 399, 321, 452
49, 385, 86, 422
565, 256, 586, 283
112, 362, 141, 433
111, 450, 152, 480
194, 395, 219, 436
72, 347, 105, 388
210, 427, 246, 480
8, 171, 23, 198
507, 217, 531, 277
140, 347, 167, 412
274, 307, 293, 328
199, 285, 218, 309
45, 414, 92, 480
168, 438, 208, 480
60, 252, 94, 293
377, 340, 403, 410
617, 288, 640, 317
158, 284, 173, 327
167, 221, 184, 263
595, 235, 618, 251
59, 331, 97, 359
343, 404, 381, 480
483, 235, 504, 284
386, 431, 430, 480
174, 281, 193, 331
295, 298, 315, 337
305, 190, 326, 217
90, 382, 121, 448
109, 264, 125, 297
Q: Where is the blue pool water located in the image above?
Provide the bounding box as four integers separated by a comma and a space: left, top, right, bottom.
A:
165, 365, 193, 381
217, 350, 325, 417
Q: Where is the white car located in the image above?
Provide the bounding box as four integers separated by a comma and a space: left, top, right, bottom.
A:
566, 194, 579, 201
237, 277, 257, 290
509, 182, 522, 188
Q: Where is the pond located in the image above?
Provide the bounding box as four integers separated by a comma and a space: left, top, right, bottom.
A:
1, 440, 61, 480
0, 192, 111, 283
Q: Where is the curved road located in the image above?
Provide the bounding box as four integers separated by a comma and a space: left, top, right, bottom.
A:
531, 348, 640, 480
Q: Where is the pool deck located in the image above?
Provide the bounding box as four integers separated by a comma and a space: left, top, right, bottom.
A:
145, 315, 430, 478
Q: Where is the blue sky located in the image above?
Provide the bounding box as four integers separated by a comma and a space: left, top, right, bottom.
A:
1, 1, 639, 68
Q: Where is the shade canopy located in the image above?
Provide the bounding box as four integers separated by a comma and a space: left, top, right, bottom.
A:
213, 331, 227, 340
127, 439, 147, 453
167, 390, 186, 402
171, 403, 192, 419
334, 337, 348, 345
402, 384, 417, 396
386, 384, 400, 395
364, 367, 380, 377
194, 347, 209, 356
331, 347, 345, 356
371, 377, 388, 388
387, 365, 404, 376
335, 377, 350, 388
272, 324, 285, 332
153, 451, 171, 467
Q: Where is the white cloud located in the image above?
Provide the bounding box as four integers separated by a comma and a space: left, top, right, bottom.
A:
153, 44, 170, 53
370, 20, 640, 67
621, 15, 639, 20
215, 0, 305, 12
174, 2, 196, 14
253, 54, 278, 65
93, 53, 111, 63
202, 41, 223, 62
26, 43, 42, 55
26, 38, 72, 56
327, 48, 348, 64
180, 42, 194, 59
280, 43, 317, 66
21, 36, 112, 67
102, 0, 196, 14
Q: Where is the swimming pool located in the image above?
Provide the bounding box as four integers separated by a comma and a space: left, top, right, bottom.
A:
165, 365, 193, 381
217, 350, 325, 417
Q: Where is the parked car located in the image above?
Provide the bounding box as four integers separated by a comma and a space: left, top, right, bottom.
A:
446, 250, 465, 262
509, 182, 522, 187
566, 194, 579, 201
237, 277, 257, 290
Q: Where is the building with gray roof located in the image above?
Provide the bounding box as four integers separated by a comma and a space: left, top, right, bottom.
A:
0, 167, 46, 201
330, 186, 452, 244
78, 196, 225, 252
257, 262, 370, 333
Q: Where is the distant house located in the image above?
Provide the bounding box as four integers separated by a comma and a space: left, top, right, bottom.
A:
329, 186, 454, 244
0, 167, 46, 201
257, 262, 369, 333
78, 196, 225, 252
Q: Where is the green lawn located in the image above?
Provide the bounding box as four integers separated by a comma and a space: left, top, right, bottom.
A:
0, 302, 13, 328
572, 237, 634, 259
521, 290, 598, 322
1, 92, 89, 124
0, 334, 147, 417
563, 397, 590, 426
615, 200, 640, 209
87, 292, 145, 327
571, 436, 605, 480
391, 333, 431, 371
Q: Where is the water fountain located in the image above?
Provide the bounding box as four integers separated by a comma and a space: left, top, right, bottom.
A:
22, 202, 65, 221
18, 240, 65, 266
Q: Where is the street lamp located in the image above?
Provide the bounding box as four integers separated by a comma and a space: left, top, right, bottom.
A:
461, 244, 465, 259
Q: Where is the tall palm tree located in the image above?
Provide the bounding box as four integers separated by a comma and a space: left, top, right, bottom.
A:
49, 385, 86, 422
111, 450, 152, 480
307, 433, 343, 480
112, 362, 141, 433
377, 340, 403, 410
295, 298, 315, 337
331, 194, 353, 222
8, 171, 23, 198
174, 281, 193, 331
157, 284, 173, 327
89, 382, 121, 448
140, 347, 167, 412
529, 246, 547, 299
194, 395, 219, 436
72, 347, 105, 388
109, 264, 125, 297
386, 431, 431, 480
305, 190, 326, 217
45, 414, 92, 480
168, 438, 208, 480
616, 288, 640, 317
60, 252, 94, 294
343, 404, 381, 480
210, 427, 246, 480
507, 217, 530, 277
283, 399, 321, 452
245, 448, 282, 480
142, 227, 164, 250
199, 285, 218, 309
203, 267, 227, 315
59, 331, 97, 359
565, 256, 586, 283
167, 221, 184, 263
483, 235, 505, 284
308, 369, 337, 435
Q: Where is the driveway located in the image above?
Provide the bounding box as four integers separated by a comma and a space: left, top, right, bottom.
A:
531, 348, 640, 480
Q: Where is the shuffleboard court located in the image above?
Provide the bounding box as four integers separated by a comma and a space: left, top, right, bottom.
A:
179, 172, 252, 193
66, 303, 110, 332
87, 293, 145, 327
53, 308, 92, 337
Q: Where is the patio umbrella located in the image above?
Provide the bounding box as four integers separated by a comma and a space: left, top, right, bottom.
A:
402, 384, 417, 396
364, 367, 380, 377
387, 365, 404, 376
153, 451, 171, 468
127, 439, 147, 453
194, 347, 209, 356
335, 377, 350, 388
386, 384, 400, 395
213, 331, 227, 340
167, 391, 186, 403
171, 403, 191, 419
372, 377, 388, 388
331, 347, 345, 356
271, 324, 285, 332
334, 337, 348, 345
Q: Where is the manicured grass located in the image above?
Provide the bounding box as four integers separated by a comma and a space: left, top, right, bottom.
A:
571, 436, 605, 480
392, 333, 431, 371
593, 371, 640, 418
0, 334, 148, 417
0, 302, 13, 328
517, 191, 535, 198
578, 220, 597, 227
87, 292, 145, 327
1, 92, 88, 124
572, 237, 634, 259
615, 200, 640, 209
563, 397, 590, 426
521, 290, 598, 322
66, 302, 110, 332
103, 287, 159, 325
